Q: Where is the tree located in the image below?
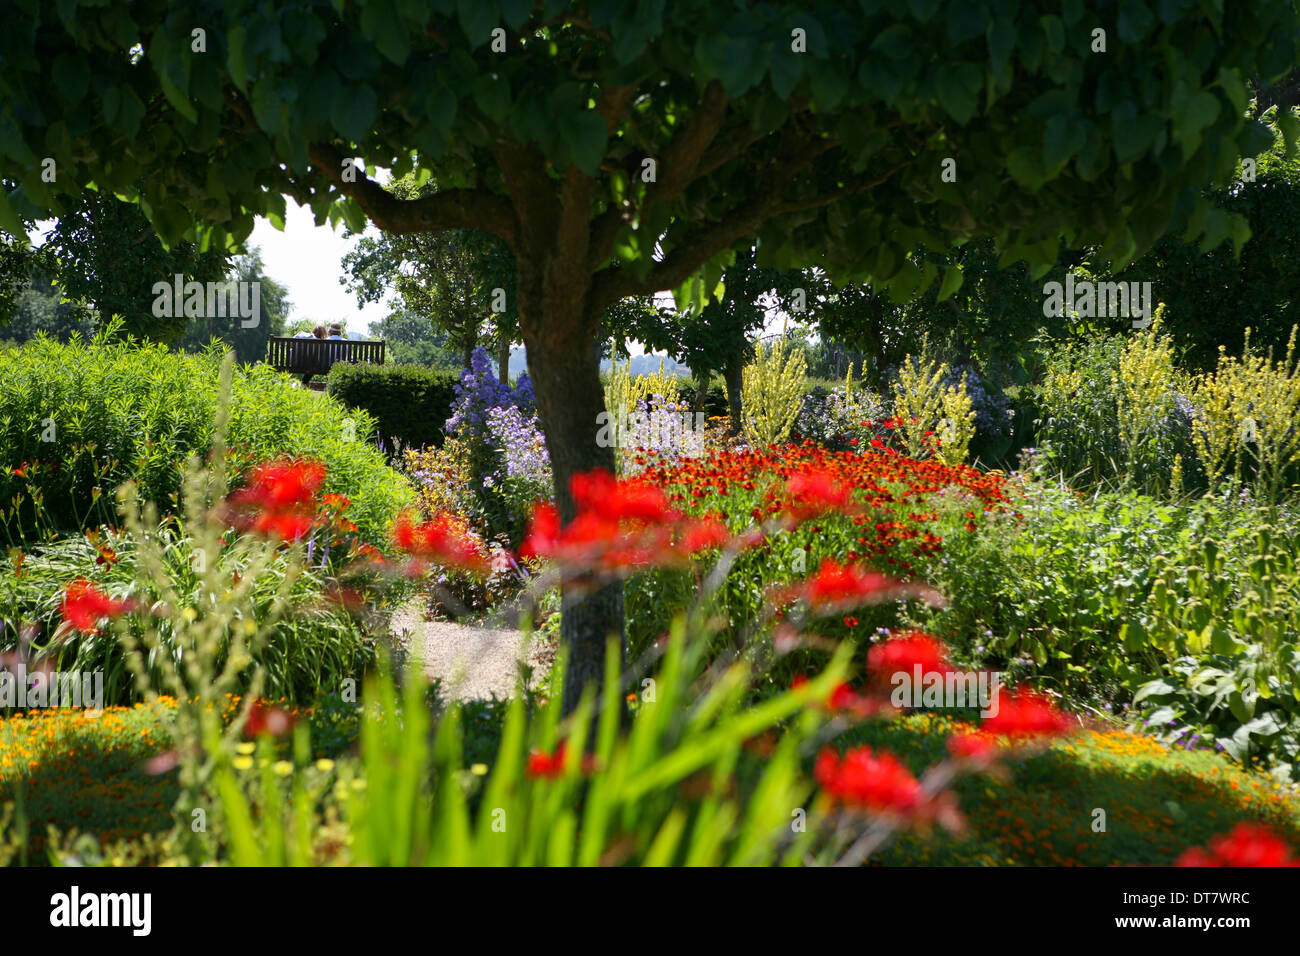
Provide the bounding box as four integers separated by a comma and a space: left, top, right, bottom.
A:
370, 305, 464, 369
37, 192, 231, 343
341, 175, 518, 374
175, 248, 291, 362
0, 273, 94, 345
626, 244, 806, 431
4, 1, 1296, 711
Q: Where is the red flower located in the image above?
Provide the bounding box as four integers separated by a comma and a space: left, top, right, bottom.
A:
226, 458, 328, 541
981, 688, 1072, 738
392, 512, 488, 573
866, 632, 952, 685
233, 459, 326, 511
780, 558, 943, 612
244, 698, 298, 738
1175, 824, 1299, 867
59, 579, 132, 632
679, 516, 731, 553
784, 469, 854, 521
525, 742, 597, 779
814, 746, 922, 814
250, 510, 315, 542
947, 731, 999, 761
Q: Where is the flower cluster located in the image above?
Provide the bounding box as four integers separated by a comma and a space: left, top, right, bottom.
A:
1175, 823, 1298, 867
224, 458, 327, 542
59, 579, 133, 633
519, 469, 740, 579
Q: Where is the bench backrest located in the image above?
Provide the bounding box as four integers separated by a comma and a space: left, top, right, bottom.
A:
267, 337, 385, 371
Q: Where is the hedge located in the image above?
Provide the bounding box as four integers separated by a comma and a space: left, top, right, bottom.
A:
327, 362, 459, 453
0, 335, 412, 545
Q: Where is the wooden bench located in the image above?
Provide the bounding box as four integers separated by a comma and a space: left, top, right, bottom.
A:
266, 337, 385, 385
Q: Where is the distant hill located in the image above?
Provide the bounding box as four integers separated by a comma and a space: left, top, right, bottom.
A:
507, 347, 690, 379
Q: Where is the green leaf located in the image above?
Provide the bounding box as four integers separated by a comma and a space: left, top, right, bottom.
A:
472, 74, 512, 124
937, 264, 964, 301
935, 64, 981, 123
0, 191, 27, 239
769, 49, 803, 100
499, 0, 533, 30
947, 2, 987, 44
559, 109, 607, 176
331, 83, 378, 143
459, 0, 500, 48
227, 25, 248, 91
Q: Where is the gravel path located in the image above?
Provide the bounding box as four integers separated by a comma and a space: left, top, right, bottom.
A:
390, 603, 553, 701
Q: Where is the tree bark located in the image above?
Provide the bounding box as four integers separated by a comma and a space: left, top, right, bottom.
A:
497, 334, 511, 384
724, 357, 744, 436
517, 268, 625, 715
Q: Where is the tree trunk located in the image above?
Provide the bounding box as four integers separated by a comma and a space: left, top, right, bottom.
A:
518, 275, 625, 716
724, 358, 744, 436
497, 334, 511, 384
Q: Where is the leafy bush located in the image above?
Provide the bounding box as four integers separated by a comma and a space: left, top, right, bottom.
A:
0, 518, 380, 707
0, 333, 411, 545
1032, 325, 1198, 494
435, 348, 545, 545
327, 362, 459, 453
794, 365, 887, 450
920, 477, 1300, 778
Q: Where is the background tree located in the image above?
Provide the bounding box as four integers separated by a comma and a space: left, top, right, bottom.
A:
626, 244, 807, 431
0, 273, 95, 346
367, 305, 464, 369
342, 175, 517, 376
37, 192, 231, 343
5, 0, 1295, 710
175, 248, 291, 362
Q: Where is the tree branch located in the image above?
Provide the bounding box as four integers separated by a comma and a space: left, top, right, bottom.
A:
306, 142, 518, 245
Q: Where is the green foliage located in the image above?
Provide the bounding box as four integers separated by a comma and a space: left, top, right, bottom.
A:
327, 362, 460, 453
0, 519, 377, 707
1109, 118, 1300, 372
0, 273, 93, 345
4, 1, 1291, 306
920, 478, 1300, 778
174, 248, 290, 363
34, 192, 231, 344
1033, 329, 1198, 494
211, 629, 852, 866
0, 333, 411, 545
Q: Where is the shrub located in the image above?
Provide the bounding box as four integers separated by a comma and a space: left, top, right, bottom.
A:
0, 334, 412, 545
327, 362, 459, 453
602, 357, 682, 425
1033, 327, 1198, 494
918, 475, 1300, 778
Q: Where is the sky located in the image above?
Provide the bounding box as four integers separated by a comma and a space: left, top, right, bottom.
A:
247, 198, 393, 336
